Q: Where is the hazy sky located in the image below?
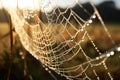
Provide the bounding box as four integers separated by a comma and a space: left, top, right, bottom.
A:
0, 0, 120, 12
41, 0, 120, 12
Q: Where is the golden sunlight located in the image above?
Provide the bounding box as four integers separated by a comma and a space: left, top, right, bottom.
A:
1, 0, 17, 8
1, 0, 40, 10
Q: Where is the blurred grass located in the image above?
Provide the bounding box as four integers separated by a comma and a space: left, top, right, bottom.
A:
0, 22, 120, 80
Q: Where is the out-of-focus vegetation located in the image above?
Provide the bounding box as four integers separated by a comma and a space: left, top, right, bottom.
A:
0, 1, 120, 80
0, 23, 67, 80
0, 22, 120, 80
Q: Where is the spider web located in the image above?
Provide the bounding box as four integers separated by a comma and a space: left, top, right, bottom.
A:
4, 0, 120, 80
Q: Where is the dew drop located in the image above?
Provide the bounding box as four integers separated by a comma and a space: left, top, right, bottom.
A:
110, 51, 114, 56
106, 53, 110, 57
88, 20, 93, 24
117, 47, 120, 52
92, 15, 96, 19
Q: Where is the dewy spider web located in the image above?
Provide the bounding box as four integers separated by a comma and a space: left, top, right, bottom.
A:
2, 0, 120, 80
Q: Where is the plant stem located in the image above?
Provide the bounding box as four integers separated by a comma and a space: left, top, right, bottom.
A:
7, 14, 13, 80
